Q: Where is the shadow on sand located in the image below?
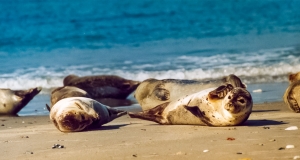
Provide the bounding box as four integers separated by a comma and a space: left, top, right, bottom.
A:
244, 119, 286, 126
87, 124, 130, 131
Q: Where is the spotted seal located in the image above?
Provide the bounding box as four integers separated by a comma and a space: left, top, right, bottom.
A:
0, 87, 42, 115
50, 97, 127, 132
129, 84, 252, 126
134, 74, 246, 111
63, 74, 140, 99
283, 72, 300, 113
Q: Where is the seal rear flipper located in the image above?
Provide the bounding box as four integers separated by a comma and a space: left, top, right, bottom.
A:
128, 112, 166, 124
128, 102, 170, 124
107, 108, 128, 120
46, 104, 51, 112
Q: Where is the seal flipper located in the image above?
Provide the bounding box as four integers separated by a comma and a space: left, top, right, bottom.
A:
208, 84, 233, 99
153, 88, 170, 101
107, 108, 127, 121
46, 104, 51, 112
128, 102, 170, 124
184, 106, 213, 126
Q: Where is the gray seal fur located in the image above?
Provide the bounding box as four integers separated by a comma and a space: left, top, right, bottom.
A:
63, 74, 140, 99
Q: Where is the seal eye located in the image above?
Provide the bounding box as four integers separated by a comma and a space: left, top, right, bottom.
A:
228, 96, 231, 99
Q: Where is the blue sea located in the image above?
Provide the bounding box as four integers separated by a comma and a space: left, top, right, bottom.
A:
0, 0, 299, 116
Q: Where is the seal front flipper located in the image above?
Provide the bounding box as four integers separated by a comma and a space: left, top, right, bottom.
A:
184, 106, 213, 126
153, 87, 170, 101
208, 84, 233, 99
128, 102, 170, 124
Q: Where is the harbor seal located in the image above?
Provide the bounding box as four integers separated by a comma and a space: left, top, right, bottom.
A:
47, 86, 134, 111
283, 72, 300, 113
47, 86, 92, 110
50, 97, 127, 132
129, 84, 252, 126
63, 74, 140, 99
135, 74, 246, 111
0, 87, 42, 115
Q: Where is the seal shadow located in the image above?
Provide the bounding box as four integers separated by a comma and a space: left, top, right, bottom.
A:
87, 124, 129, 131
243, 119, 286, 126
251, 109, 280, 113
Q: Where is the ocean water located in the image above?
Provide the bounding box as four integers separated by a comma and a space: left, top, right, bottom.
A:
0, 0, 300, 115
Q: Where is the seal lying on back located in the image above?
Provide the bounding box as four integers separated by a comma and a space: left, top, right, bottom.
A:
0, 87, 42, 115
283, 72, 300, 113
129, 84, 252, 126
63, 74, 140, 99
50, 97, 127, 132
135, 74, 246, 111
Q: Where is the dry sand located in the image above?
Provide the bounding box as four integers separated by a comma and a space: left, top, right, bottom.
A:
1, 101, 299, 160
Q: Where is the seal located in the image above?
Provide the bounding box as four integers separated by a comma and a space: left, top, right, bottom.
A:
0, 87, 42, 115
47, 86, 92, 111
50, 97, 127, 132
129, 84, 252, 126
47, 86, 135, 111
63, 74, 140, 99
134, 74, 246, 111
283, 72, 300, 113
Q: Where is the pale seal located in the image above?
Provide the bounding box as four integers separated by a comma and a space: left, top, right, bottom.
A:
129, 84, 252, 126
283, 72, 300, 113
49, 97, 127, 132
63, 74, 140, 99
0, 87, 42, 115
135, 74, 246, 111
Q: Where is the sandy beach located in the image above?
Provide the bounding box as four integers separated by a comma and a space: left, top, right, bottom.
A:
0, 101, 299, 160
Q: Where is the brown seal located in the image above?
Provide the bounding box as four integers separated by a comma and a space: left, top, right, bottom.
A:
0, 87, 42, 115
134, 74, 246, 111
63, 74, 140, 99
283, 72, 300, 112
50, 97, 127, 132
129, 84, 252, 126
47, 86, 91, 111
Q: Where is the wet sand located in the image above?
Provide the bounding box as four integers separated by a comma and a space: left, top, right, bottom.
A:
1, 101, 299, 160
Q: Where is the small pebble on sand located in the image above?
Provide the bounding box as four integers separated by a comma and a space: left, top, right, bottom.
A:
285, 126, 298, 130
286, 145, 295, 149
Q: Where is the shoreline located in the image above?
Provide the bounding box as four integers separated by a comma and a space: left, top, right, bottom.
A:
1, 101, 300, 160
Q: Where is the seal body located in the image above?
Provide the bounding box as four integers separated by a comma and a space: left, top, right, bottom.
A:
0, 87, 42, 115
129, 84, 252, 126
283, 72, 300, 112
50, 97, 127, 132
135, 74, 246, 111
63, 74, 140, 99
48, 86, 91, 110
